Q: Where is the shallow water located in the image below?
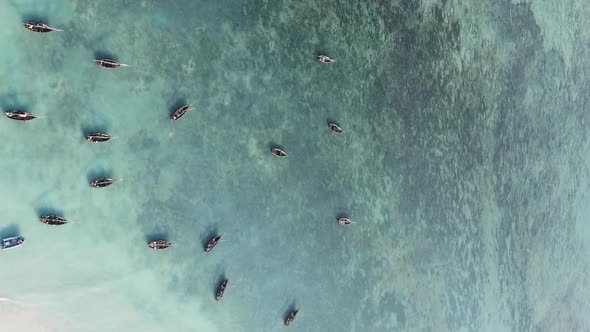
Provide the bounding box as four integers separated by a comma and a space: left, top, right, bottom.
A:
1, 0, 590, 331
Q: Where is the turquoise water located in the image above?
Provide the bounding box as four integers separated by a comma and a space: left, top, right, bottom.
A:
1, 0, 590, 331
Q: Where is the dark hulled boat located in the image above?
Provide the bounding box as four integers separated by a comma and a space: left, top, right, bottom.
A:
171, 105, 192, 121
24, 22, 62, 33
94, 58, 128, 69
90, 177, 122, 188
328, 122, 343, 133
1, 236, 25, 250
40, 215, 68, 226
338, 217, 354, 226
4, 110, 37, 121
216, 278, 229, 301
271, 147, 287, 157
86, 132, 112, 143
285, 308, 299, 326
149, 240, 173, 250
204, 234, 222, 252
317, 55, 336, 64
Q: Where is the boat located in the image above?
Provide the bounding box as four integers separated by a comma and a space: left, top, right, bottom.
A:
204, 234, 222, 252
328, 122, 343, 133
149, 240, 173, 250
4, 110, 37, 121
215, 278, 229, 301
24, 22, 62, 33
317, 55, 336, 64
40, 215, 68, 226
171, 105, 192, 121
284, 308, 299, 326
94, 58, 128, 69
338, 217, 354, 226
271, 147, 287, 157
90, 177, 122, 188
86, 132, 112, 143
1, 236, 24, 250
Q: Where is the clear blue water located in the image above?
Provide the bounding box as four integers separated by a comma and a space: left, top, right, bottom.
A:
1, 0, 590, 331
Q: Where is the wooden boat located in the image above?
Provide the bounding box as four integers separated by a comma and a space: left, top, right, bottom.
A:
328, 122, 343, 133
338, 217, 354, 226
271, 147, 287, 157
86, 132, 112, 143
40, 215, 68, 226
94, 58, 128, 69
24, 22, 62, 33
204, 234, 222, 252
285, 308, 299, 326
4, 110, 37, 121
171, 105, 192, 121
215, 278, 229, 301
90, 177, 122, 188
1, 236, 24, 250
149, 240, 173, 250
317, 55, 336, 64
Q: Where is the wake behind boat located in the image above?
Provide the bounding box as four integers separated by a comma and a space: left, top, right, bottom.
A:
149, 240, 174, 250
1, 236, 24, 250
40, 215, 68, 226
94, 58, 128, 69
90, 177, 122, 188
4, 110, 38, 121
171, 104, 192, 121
86, 132, 112, 143
204, 234, 222, 252
285, 308, 300, 326
24, 21, 62, 33
216, 278, 229, 301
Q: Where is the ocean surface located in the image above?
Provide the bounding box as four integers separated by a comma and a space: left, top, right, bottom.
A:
1, 0, 590, 331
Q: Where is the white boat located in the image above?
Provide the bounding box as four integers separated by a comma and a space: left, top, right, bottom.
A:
1, 236, 24, 250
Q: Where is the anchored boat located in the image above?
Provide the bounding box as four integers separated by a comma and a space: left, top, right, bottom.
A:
204, 234, 222, 252
149, 240, 174, 250
328, 122, 343, 133
4, 110, 37, 121
216, 278, 229, 301
171, 105, 192, 121
337, 217, 354, 226
1, 236, 24, 250
90, 177, 122, 188
94, 58, 128, 69
271, 147, 287, 157
284, 308, 299, 326
86, 132, 112, 143
40, 215, 68, 226
317, 55, 336, 64
24, 21, 62, 33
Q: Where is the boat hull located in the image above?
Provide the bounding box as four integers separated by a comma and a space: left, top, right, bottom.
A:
171, 105, 190, 120
1, 236, 24, 250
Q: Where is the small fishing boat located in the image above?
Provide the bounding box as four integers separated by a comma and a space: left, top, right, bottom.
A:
338, 217, 354, 226
271, 147, 288, 157
285, 308, 299, 326
149, 240, 173, 250
4, 110, 37, 121
328, 122, 343, 133
90, 177, 122, 188
24, 22, 62, 33
216, 278, 229, 301
86, 132, 112, 143
40, 215, 68, 226
171, 105, 192, 121
317, 55, 336, 64
1, 236, 24, 250
94, 58, 128, 69
204, 234, 222, 252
